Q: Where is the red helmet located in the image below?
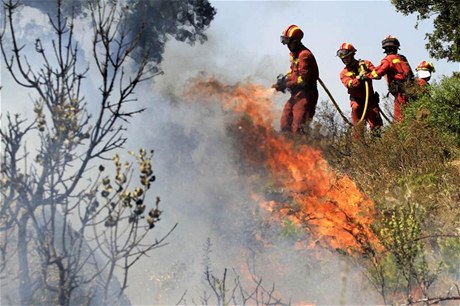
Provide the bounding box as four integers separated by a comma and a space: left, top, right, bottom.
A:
280, 25, 304, 45
382, 35, 400, 48
416, 61, 435, 72
337, 42, 357, 58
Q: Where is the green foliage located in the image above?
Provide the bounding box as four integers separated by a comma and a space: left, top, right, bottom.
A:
311, 74, 460, 303
327, 119, 458, 207
404, 76, 460, 146
376, 202, 424, 280
368, 252, 403, 296
438, 236, 460, 276
365, 201, 446, 303
390, 0, 460, 61
280, 219, 304, 240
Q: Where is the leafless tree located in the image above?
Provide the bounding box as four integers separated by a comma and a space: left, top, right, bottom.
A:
177, 238, 291, 306
0, 0, 174, 305
200, 266, 290, 306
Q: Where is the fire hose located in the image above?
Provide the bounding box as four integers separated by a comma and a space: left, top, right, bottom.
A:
357, 80, 370, 126
355, 80, 393, 125
317, 78, 352, 126
360, 79, 393, 124
357, 63, 392, 125
283, 77, 390, 127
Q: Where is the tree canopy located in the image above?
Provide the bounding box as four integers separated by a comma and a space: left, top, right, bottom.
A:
21, 0, 216, 64
390, 0, 460, 62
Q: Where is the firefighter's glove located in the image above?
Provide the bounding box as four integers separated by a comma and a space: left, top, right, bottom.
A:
358, 72, 369, 82
271, 83, 281, 92
273, 74, 287, 93
358, 62, 368, 81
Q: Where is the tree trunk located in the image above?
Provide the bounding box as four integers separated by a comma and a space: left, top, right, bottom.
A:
56, 250, 71, 306
17, 213, 32, 305
58, 285, 70, 306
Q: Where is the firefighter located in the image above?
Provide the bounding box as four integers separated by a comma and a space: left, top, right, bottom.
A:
415, 61, 435, 87
367, 35, 414, 122
337, 43, 383, 139
272, 24, 319, 134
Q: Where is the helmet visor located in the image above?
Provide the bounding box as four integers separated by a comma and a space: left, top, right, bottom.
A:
337, 49, 352, 58
280, 35, 290, 45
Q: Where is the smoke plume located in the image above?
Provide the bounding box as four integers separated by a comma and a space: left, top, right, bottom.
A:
122, 70, 382, 305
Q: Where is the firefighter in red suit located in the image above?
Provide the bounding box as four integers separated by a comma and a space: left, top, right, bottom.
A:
272, 25, 319, 134
367, 35, 414, 122
337, 43, 383, 138
415, 61, 435, 88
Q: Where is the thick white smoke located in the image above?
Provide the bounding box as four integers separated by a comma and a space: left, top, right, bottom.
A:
120, 37, 381, 304
0, 3, 388, 305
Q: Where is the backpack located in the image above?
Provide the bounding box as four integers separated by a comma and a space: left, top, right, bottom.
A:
392, 54, 414, 81
388, 54, 414, 95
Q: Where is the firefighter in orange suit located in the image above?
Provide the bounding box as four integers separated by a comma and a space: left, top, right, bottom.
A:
272, 25, 319, 134
367, 35, 414, 122
337, 43, 383, 138
415, 61, 435, 87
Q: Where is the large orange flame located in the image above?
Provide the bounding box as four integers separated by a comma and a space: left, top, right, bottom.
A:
186, 76, 381, 254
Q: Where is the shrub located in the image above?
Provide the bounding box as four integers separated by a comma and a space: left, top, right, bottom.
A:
404, 76, 460, 146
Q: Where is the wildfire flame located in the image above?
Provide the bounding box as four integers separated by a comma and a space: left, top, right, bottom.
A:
185, 75, 381, 254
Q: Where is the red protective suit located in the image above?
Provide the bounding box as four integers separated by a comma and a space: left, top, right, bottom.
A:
280, 45, 319, 134
369, 54, 413, 122
416, 78, 429, 87
340, 59, 383, 138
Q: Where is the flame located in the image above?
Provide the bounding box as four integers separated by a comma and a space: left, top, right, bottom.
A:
186, 75, 381, 254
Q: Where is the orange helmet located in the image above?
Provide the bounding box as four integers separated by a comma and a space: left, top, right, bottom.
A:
382, 35, 400, 48
337, 42, 357, 58
280, 25, 304, 45
416, 61, 435, 72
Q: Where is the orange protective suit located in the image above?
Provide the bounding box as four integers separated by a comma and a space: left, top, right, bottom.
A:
280, 45, 319, 134
340, 60, 383, 138
369, 54, 413, 122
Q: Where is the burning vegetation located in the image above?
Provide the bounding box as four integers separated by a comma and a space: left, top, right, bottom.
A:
185, 76, 380, 255
2, 0, 460, 304
184, 74, 460, 305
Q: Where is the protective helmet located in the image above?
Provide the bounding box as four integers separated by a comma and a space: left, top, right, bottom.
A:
337, 42, 357, 58
280, 25, 304, 45
416, 61, 435, 72
382, 35, 400, 48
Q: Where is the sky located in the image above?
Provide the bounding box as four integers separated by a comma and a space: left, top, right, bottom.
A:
3, 0, 459, 122
128, 1, 460, 303
156, 0, 459, 118
1, 1, 459, 305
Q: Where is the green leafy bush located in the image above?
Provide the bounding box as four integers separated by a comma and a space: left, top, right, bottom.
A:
404, 76, 460, 146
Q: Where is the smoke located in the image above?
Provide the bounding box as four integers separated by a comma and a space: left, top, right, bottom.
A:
1, 3, 382, 305
120, 39, 382, 305
20, 0, 216, 65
